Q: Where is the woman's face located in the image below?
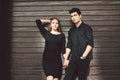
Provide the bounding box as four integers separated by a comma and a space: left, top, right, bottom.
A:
51, 19, 59, 31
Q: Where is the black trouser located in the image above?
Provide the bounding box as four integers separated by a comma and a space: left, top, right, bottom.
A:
63, 58, 91, 80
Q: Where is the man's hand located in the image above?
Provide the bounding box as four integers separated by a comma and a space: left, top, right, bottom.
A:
80, 56, 86, 60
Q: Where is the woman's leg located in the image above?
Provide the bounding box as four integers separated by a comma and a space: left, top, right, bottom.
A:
46, 75, 54, 80
53, 78, 59, 80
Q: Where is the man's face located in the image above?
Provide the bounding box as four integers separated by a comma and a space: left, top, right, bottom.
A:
70, 12, 81, 24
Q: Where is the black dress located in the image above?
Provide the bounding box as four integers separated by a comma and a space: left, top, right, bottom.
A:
36, 20, 65, 79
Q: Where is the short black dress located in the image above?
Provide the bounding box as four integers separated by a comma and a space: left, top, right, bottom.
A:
36, 20, 65, 79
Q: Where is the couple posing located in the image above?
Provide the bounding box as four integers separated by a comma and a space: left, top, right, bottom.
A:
36, 8, 94, 80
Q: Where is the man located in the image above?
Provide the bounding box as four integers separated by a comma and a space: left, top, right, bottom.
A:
63, 8, 94, 80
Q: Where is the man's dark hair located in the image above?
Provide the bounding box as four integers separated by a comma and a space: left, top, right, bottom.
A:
69, 8, 81, 15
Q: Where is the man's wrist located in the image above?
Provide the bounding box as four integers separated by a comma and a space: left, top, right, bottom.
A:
80, 56, 86, 59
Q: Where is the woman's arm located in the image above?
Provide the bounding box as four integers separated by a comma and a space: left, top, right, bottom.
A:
40, 19, 50, 23
35, 19, 50, 38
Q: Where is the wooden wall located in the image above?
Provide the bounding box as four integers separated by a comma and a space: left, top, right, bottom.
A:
9, 0, 120, 80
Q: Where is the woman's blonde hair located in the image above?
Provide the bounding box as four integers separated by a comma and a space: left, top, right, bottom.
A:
48, 17, 62, 32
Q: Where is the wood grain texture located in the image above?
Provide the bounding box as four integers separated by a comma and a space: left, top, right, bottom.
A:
10, 0, 120, 80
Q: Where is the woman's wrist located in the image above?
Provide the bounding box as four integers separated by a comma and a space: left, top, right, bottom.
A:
40, 19, 50, 23
63, 54, 68, 60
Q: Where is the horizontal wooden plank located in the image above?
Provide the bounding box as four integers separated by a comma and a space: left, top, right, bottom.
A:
93, 32, 120, 37
12, 43, 45, 47
12, 1, 120, 6
90, 66, 120, 71
10, 69, 120, 77
12, 47, 120, 53
12, 37, 45, 42
11, 37, 120, 43
11, 31, 120, 37
92, 26, 120, 32
10, 65, 43, 70
11, 60, 119, 69
11, 74, 45, 80
94, 37, 120, 42
11, 30, 120, 39
11, 52, 120, 59
11, 21, 120, 27
12, 48, 120, 53
10, 69, 120, 76
12, 16, 120, 21
12, 26, 120, 33
11, 65, 120, 72
11, 63, 120, 71
10, 58, 120, 63
12, 5, 120, 11
11, 75, 120, 80
95, 42, 120, 47
12, 11, 120, 17
12, 63, 115, 68
11, 42, 120, 48
93, 48, 120, 52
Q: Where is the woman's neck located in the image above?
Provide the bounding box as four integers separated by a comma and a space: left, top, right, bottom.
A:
51, 30, 60, 34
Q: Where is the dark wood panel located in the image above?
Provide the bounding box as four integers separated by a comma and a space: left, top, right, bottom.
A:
11, 42, 120, 48
11, 57, 120, 63
12, 37, 120, 43
10, 69, 120, 76
12, 47, 120, 53
11, 75, 120, 80
11, 75, 46, 80
12, 5, 120, 11
12, 11, 120, 17
12, 1, 120, 6
93, 32, 120, 37
11, 20, 120, 27
11, 31, 120, 37
12, 43, 45, 47
12, 37, 45, 42
12, 16, 120, 21
11, 52, 120, 59
93, 48, 120, 52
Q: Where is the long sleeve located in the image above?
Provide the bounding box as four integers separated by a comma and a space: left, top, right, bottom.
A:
66, 30, 72, 49
61, 33, 66, 54
85, 26, 94, 47
36, 19, 48, 38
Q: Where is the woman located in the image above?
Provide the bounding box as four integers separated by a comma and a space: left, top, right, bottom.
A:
36, 18, 66, 80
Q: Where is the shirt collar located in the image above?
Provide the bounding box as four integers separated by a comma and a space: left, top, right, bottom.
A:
74, 21, 84, 29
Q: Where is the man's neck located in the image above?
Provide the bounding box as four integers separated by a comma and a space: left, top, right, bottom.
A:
75, 20, 82, 28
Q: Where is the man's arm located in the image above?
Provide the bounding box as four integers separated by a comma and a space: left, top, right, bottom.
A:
63, 48, 71, 60
81, 26, 94, 59
80, 45, 92, 59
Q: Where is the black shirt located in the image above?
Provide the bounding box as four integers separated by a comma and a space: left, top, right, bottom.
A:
67, 22, 94, 60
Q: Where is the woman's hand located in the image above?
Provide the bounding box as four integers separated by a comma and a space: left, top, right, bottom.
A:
63, 59, 69, 69
40, 19, 50, 23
